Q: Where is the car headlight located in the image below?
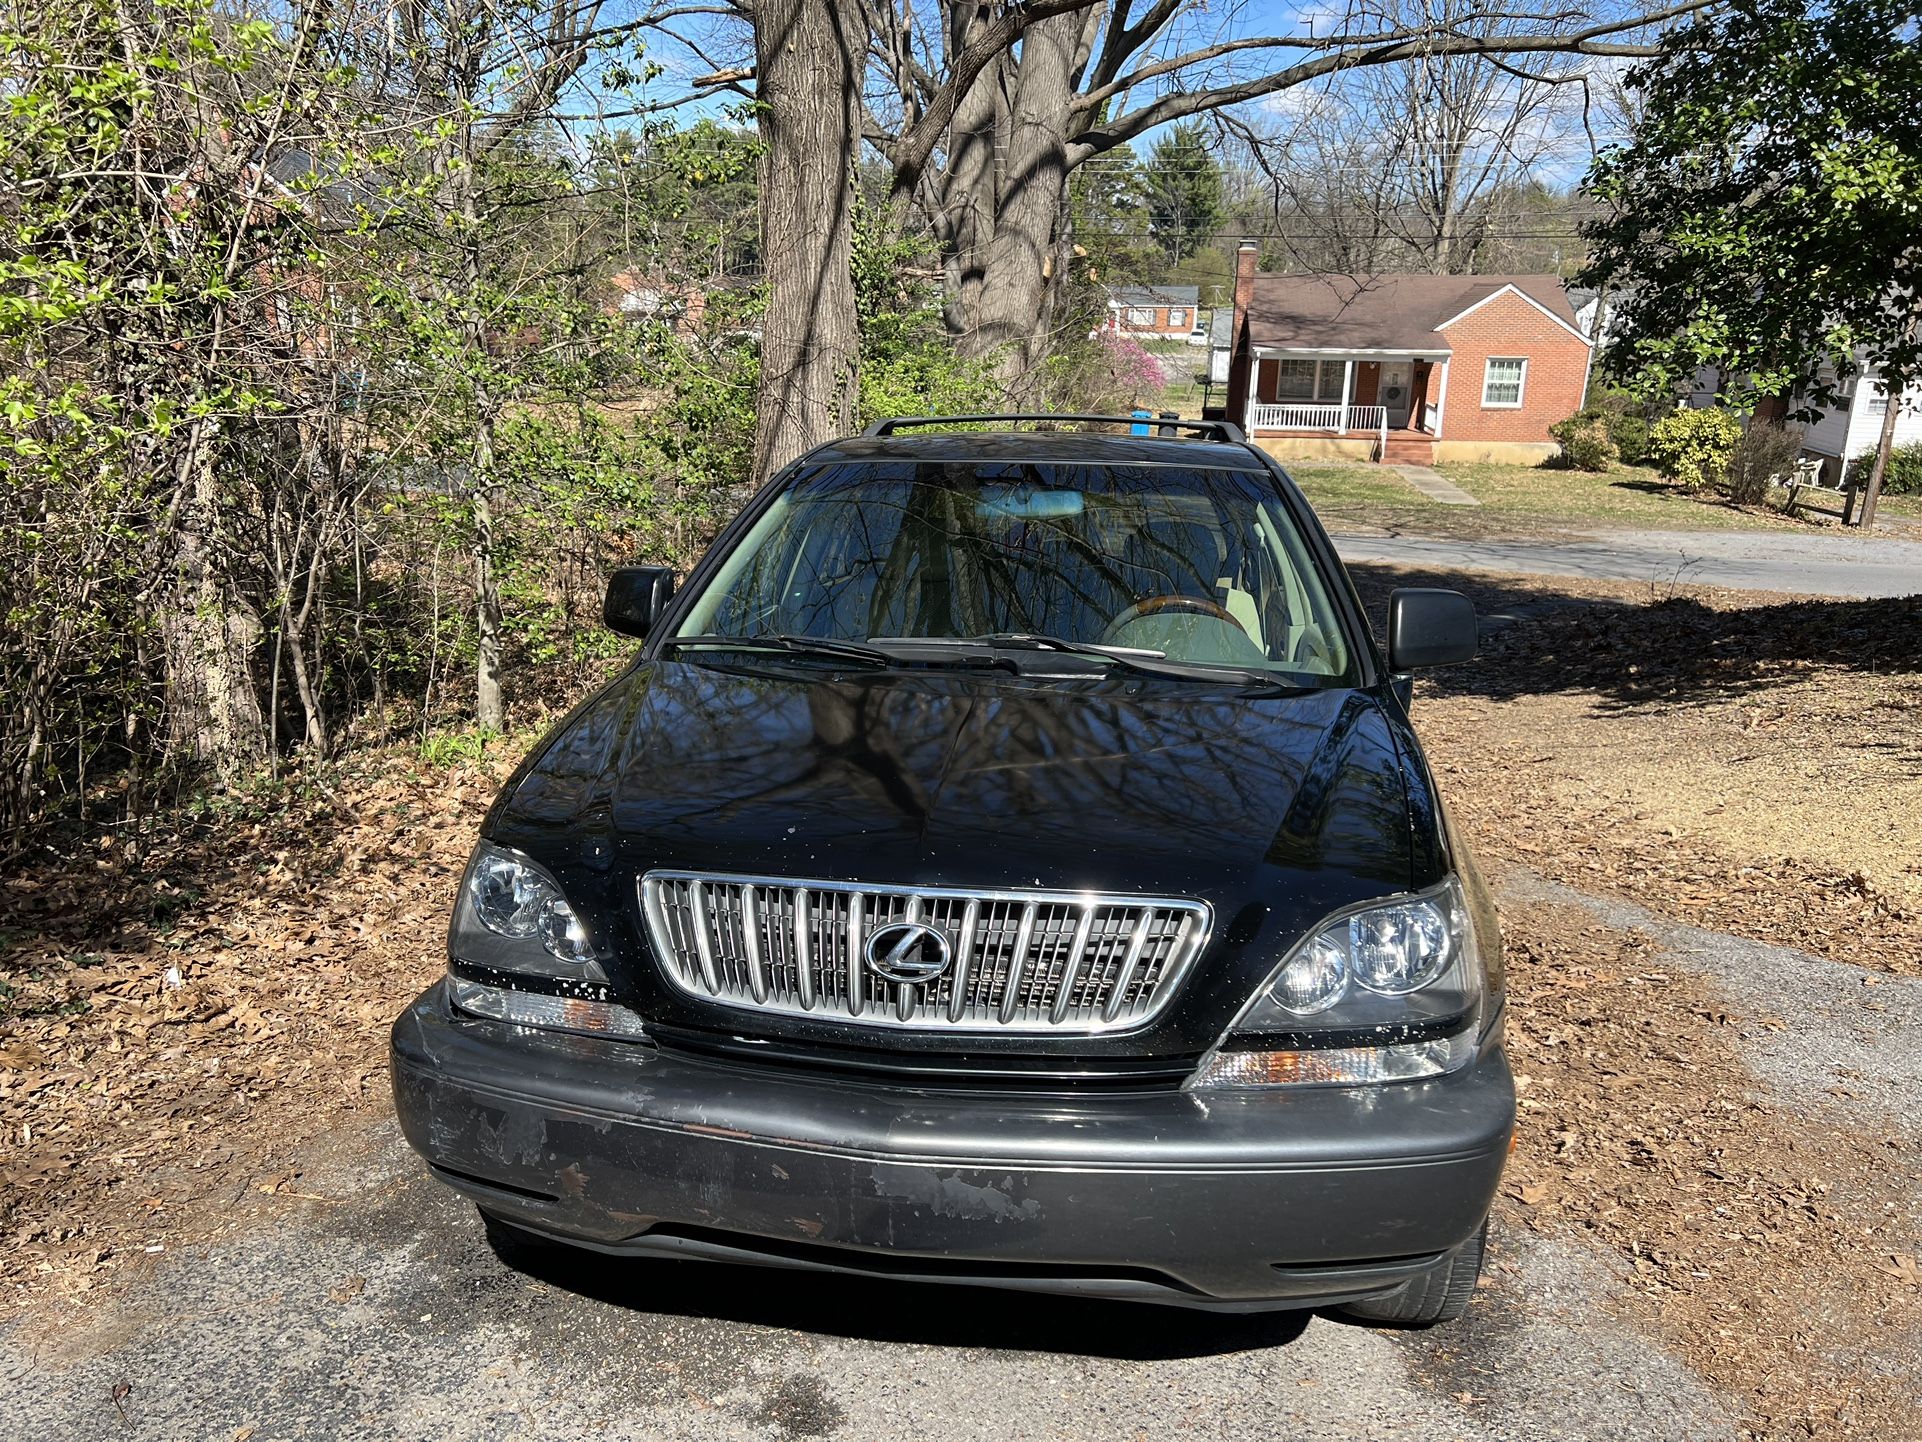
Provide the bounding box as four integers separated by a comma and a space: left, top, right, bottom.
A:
467, 844, 594, 964
447, 841, 647, 1041
1190, 877, 1484, 1089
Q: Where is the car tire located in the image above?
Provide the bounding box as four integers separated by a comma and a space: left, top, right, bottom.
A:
1338, 1219, 1487, 1327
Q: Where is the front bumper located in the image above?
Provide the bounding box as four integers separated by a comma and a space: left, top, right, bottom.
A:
391, 982, 1514, 1311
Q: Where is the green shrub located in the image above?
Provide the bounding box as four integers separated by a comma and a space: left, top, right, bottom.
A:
1851, 439, 1922, 495
1548, 412, 1620, 471
1724, 422, 1804, 506
1646, 407, 1741, 490
1585, 388, 1653, 464
419, 726, 497, 769
1605, 408, 1651, 466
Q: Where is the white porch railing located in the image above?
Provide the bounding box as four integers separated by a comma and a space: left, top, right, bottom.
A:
1247, 403, 1387, 433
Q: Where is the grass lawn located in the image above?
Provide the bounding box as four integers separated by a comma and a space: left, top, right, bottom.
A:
1286, 458, 1881, 538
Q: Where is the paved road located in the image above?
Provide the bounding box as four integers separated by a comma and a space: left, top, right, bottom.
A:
1334, 528, 1922, 597
16, 876, 1918, 1442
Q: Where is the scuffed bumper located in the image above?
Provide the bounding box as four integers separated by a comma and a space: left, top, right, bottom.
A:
390, 982, 1514, 1311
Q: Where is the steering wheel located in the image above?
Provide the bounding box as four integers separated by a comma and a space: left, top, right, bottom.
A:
1101, 594, 1247, 643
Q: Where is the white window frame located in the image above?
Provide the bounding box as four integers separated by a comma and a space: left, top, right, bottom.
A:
1124, 306, 1156, 327
1274, 358, 1317, 400
1482, 356, 1528, 409
1167, 308, 1187, 328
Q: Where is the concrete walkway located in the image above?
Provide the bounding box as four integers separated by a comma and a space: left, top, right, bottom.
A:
1388, 463, 1480, 505
1335, 527, 1922, 598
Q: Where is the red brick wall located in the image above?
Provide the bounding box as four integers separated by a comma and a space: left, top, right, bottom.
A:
1437, 290, 1589, 443
1116, 305, 1193, 336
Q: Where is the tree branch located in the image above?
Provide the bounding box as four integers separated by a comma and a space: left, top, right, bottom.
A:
1071, 1, 1717, 161
884, 0, 1104, 205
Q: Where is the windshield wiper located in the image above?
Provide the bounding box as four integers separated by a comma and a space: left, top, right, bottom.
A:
970, 633, 1168, 661
895, 633, 1279, 687
660, 633, 895, 668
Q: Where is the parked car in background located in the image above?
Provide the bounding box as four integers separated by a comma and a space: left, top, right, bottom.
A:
392, 414, 1513, 1324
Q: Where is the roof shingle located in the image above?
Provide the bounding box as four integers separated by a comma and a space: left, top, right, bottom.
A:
1244, 273, 1581, 352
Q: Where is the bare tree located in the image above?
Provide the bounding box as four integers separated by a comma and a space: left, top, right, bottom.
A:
1222, 0, 1596, 276
640, 0, 1715, 471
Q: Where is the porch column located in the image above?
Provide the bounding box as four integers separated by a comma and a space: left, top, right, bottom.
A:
1432, 358, 1449, 438
1339, 359, 1354, 433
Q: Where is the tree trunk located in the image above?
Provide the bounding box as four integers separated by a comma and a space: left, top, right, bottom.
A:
750, 0, 863, 482
472, 396, 505, 730
955, 10, 1088, 391
161, 426, 268, 779
934, 27, 1004, 340
1857, 376, 1902, 530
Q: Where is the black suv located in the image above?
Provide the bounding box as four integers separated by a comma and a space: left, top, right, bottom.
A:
391, 415, 1513, 1323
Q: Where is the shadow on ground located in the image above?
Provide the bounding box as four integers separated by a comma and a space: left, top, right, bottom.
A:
489, 1230, 1317, 1360
1345, 560, 1922, 710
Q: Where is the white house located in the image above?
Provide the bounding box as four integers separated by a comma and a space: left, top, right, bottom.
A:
1690, 356, 1922, 485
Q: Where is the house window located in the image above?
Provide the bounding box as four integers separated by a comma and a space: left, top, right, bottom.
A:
1482, 357, 1527, 407
1167, 308, 1187, 328
1125, 306, 1156, 326
1275, 359, 1317, 400
1315, 362, 1347, 402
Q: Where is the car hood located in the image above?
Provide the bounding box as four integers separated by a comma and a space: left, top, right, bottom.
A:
496, 658, 1425, 920
486, 657, 1448, 1065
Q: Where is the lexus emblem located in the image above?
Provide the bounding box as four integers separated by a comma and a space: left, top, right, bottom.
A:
864, 922, 953, 985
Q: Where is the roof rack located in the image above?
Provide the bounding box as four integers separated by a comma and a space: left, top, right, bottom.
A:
861, 413, 1245, 443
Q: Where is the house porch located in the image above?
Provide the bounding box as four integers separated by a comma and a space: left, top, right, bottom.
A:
1242, 351, 1448, 463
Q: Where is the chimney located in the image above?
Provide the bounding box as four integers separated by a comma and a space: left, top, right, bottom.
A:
1233, 238, 1260, 315
1226, 240, 1261, 423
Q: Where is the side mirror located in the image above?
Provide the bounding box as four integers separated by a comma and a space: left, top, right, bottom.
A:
1386, 588, 1478, 671
604, 565, 675, 639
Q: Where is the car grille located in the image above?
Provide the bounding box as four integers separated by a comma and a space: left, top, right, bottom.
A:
638, 871, 1212, 1033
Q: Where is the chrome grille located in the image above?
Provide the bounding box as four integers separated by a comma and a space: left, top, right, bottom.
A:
639, 871, 1212, 1033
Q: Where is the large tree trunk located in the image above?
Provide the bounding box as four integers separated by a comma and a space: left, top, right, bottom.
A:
933, 6, 1006, 340
954, 10, 1091, 392
161, 427, 268, 779
750, 0, 862, 482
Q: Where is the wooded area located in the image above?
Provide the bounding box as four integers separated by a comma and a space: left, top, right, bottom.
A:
21, 0, 1900, 852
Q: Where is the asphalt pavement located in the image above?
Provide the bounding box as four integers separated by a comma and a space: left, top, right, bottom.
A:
1333, 528, 1922, 598
24, 874, 1892, 1440
1, 1113, 1729, 1442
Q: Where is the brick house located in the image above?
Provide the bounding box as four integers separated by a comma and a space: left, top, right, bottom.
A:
1105, 285, 1202, 340
1223, 243, 1592, 464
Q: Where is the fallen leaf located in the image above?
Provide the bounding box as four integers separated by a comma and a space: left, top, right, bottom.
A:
1874, 1254, 1920, 1286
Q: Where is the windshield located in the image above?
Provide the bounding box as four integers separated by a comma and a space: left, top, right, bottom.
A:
671, 461, 1357, 684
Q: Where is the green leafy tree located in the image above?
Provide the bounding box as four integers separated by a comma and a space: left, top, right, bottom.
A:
1141, 123, 1224, 267
0, 0, 339, 806
1579, 0, 1922, 525
1067, 146, 1158, 288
